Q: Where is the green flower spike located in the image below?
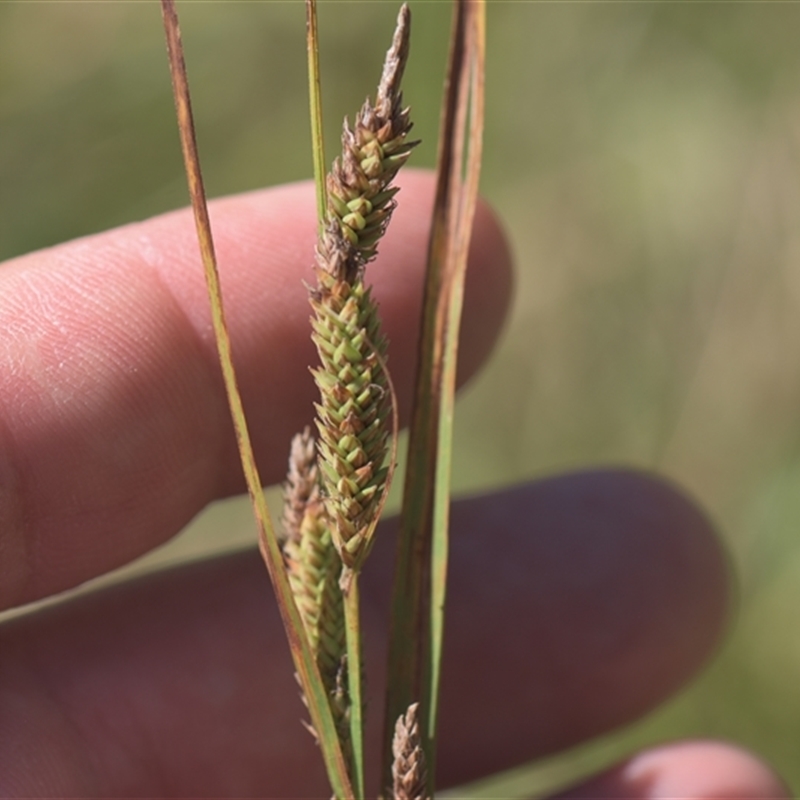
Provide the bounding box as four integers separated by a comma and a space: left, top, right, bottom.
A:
282, 429, 349, 749
311, 4, 416, 573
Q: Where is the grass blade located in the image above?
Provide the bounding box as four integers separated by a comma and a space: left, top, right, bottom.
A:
159, 3, 353, 797
382, 0, 486, 793
428, 0, 485, 773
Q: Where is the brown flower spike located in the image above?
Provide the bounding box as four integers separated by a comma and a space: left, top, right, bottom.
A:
391, 703, 428, 800
281, 426, 320, 546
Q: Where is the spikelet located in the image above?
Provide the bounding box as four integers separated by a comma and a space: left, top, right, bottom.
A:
322, 3, 416, 278
281, 431, 349, 747
283, 502, 346, 690
281, 426, 319, 547
391, 703, 428, 800
311, 3, 416, 571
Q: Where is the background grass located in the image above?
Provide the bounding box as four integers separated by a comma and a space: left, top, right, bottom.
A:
3, 0, 800, 793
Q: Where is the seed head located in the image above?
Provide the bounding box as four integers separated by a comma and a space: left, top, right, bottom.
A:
281, 430, 348, 745
311, 4, 414, 572
281, 427, 320, 546
320, 3, 417, 284
391, 702, 428, 800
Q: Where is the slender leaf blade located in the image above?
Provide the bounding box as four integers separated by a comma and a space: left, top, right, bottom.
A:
159, 4, 353, 797
427, 0, 485, 774
382, 0, 486, 793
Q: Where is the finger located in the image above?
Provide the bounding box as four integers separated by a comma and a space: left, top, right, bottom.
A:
552, 741, 790, 799
395, 470, 730, 787
0, 169, 512, 610
0, 471, 728, 797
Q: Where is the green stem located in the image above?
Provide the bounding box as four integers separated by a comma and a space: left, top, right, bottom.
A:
305, 0, 327, 230
343, 570, 365, 800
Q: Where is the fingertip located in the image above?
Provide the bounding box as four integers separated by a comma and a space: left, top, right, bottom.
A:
360, 167, 513, 398
0, 170, 514, 610
460, 194, 514, 385
554, 740, 791, 799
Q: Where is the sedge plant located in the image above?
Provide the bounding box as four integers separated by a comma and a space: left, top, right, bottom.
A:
160, 1, 485, 797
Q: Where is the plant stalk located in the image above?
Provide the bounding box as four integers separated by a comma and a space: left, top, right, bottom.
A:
343, 571, 365, 800
305, 0, 327, 229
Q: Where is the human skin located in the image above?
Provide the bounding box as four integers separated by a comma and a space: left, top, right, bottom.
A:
0, 170, 788, 797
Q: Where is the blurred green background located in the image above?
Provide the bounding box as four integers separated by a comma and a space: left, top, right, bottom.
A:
4, 0, 800, 793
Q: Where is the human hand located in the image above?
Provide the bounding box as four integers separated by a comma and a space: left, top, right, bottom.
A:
0, 171, 787, 797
